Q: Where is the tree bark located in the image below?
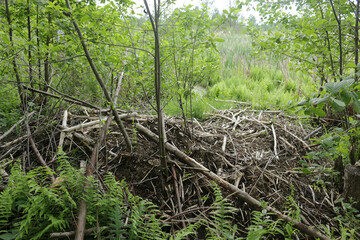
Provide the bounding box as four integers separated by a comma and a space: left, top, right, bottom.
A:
343, 164, 360, 211
143, 0, 168, 176
329, 0, 343, 79
5, 0, 25, 110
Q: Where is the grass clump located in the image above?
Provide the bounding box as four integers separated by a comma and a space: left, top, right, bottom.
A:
210, 27, 317, 110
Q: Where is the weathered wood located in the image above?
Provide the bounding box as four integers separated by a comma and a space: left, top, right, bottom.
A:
343, 164, 360, 210
50, 227, 108, 238
58, 110, 68, 148
136, 123, 331, 240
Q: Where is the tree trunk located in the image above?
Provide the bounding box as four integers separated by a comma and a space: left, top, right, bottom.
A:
143, 0, 168, 178
5, 0, 25, 110
343, 164, 360, 210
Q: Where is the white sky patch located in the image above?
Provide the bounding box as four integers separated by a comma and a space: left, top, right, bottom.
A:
132, 0, 261, 21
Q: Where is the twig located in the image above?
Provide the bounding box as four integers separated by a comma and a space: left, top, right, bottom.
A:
304, 127, 322, 140
0, 111, 35, 142
279, 136, 296, 149
61, 120, 103, 133
275, 123, 311, 150
58, 110, 68, 148
26, 123, 55, 182
0, 135, 28, 149
50, 227, 108, 238
172, 165, 185, 229
271, 124, 279, 160
136, 123, 331, 240
22, 85, 99, 109
221, 136, 227, 152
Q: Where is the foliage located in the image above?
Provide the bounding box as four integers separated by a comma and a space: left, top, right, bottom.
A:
0, 150, 246, 239
0, 84, 22, 131
247, 0, 359, 86
204, 182, 239, 239
0, 160, 74, 240
208, 26, 316, 110
246, 193, 303, 240
333, 198, 360, 239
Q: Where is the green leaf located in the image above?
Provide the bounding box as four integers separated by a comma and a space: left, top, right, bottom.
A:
302, 168, 312, 174
309, 96, 329, 105
247, 229, 266, 240
346, 62, 357, 68
340, 90, 352, 105
309, 108, 325, 117
324, 79, 354, 94
297, 99, 308, 106
331, 98, 346, 111
353, 100, 360, 113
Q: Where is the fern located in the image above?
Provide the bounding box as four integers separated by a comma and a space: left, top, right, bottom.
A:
1, 152, 244, 239
100, 173, 168, 239
202, 182, 240, 239
171, 220, 202, 240
0, 152, 79, 239
0, 162, 30, 234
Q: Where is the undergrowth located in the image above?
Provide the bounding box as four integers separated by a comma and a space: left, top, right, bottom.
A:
0, 148, 241, 239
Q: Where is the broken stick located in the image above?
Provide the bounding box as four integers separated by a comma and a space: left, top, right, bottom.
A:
136, 123, 331, 240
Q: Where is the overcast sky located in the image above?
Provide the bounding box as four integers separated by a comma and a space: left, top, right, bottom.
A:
132, 0, 259, 20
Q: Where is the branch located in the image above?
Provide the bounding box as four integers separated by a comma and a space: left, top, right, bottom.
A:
22, 85, 100, 109
63, 0, 132, 152
26, 123, 55, 182
50, 227, 108, 238
136, 123, 331, 240
0, 111, 35, 142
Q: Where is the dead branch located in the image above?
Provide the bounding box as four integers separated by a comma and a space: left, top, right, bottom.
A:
275, 123, 311, 150
136, 123, 331, 240
26, 123, 55, 182
62, 120, 103, 133
271, 124, 279, 160
0, 111, 35, 142
58, 110, 68, 148
0, 135, 28, 149
50, 227, 108, 238
74, 116, 113, 240
22, 85, 99, 109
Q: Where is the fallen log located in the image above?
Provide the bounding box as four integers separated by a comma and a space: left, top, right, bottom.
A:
136, 123, 331, 240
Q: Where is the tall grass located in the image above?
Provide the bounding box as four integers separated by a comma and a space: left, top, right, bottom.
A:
164, 26, 317, 118
209, 26, 317, 110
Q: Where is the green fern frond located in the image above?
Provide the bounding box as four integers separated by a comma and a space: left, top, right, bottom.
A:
205, 182, 239, 240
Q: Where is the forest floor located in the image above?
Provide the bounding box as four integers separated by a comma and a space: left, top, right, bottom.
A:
0, 107, 348, 238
